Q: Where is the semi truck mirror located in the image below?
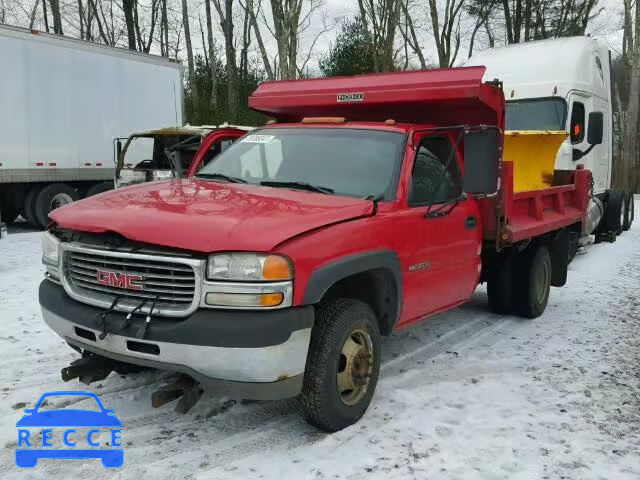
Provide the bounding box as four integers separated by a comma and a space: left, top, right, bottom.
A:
587, 112, 603, 145
463, 130, 499, 195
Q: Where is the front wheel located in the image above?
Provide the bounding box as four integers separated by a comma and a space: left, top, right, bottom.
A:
300, 298, 381, 432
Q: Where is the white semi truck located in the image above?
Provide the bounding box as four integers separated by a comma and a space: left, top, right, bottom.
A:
467, 36, 634, 241
0, 24, 183, 228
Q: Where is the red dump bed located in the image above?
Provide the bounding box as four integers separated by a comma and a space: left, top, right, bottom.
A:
249, 67, 590, 246
250, 66, 504, 127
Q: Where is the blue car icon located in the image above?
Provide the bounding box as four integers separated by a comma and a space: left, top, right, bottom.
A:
16, 391, 123, 468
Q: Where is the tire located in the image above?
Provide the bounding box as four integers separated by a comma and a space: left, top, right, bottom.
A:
487, 249, 517, 314
300, 298, 381, 432
34, 183, 79, 228
514, 245, 552, 319
85, 181, 113, 197
623, 192, 633, 231
602, 189, 626, 235
23, 185, 42, 227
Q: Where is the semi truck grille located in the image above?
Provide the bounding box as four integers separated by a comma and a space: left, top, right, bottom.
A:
60, 243, 205, 318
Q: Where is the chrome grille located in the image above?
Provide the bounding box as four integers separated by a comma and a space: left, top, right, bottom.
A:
60, 243, 205, 318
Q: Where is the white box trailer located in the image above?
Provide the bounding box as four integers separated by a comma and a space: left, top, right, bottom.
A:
0, 24, 183, 227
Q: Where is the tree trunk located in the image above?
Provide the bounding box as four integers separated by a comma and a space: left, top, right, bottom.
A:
122, 0, 137, 50
42, 0, 50, 32
182, 0, 196, 97
245, 0, 274, 79
205, 0, 218, 110
49, 0, 64, 34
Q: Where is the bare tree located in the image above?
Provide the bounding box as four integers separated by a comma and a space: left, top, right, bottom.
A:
49, 0, 63, 34
242, 0, 275, 79
204, 0, 219, 109
620, 0, 640, 191
357, 0, 402, 72
181, 0, 196, 96
398, 0, 427, 69
212, 0, 239, 121
427, 0, 464, 68
268, 0, 304, 79
122, 0, 137, 49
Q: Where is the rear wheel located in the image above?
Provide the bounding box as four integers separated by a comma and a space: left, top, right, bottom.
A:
23, 185, 42, 227
514, 245, 552, 319
34, 183, 79, 228
602, 189, 626, 235
623, 192, 633, 231
300, 298, 381, 432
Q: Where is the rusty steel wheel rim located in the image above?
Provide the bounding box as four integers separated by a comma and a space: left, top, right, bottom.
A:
336, 328, 373, 406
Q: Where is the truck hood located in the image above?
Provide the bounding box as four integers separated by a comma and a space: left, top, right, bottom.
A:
50, 179, 374, 252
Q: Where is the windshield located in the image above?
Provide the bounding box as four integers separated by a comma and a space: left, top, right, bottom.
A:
506, 98, 567, 131
195, 128, 405, 199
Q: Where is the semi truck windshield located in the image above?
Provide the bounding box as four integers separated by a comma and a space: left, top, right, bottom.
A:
506, 98, 567, 131
196, 128, 405, 200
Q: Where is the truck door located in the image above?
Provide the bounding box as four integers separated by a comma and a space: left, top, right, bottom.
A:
186, 129, 246, 176
398, 134, 482, 325
568, 93, 609, 192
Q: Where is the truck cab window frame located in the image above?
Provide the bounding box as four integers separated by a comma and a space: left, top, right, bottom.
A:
408, 135, 462, 207
570, 101, 586, 144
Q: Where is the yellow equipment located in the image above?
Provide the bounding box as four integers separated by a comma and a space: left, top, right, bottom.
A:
503, 130, 568, 191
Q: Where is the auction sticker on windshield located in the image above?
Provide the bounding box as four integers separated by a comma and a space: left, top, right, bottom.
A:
15, 391, 124, 468
241, 134, 275, 143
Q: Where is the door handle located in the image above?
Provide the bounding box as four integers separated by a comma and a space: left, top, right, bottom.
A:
464, 216, 477, 230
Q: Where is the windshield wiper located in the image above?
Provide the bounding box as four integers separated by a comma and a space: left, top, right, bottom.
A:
260, 180, 334, 194
196, 173, 247, 183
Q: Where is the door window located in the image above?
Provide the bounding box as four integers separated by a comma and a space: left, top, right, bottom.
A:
409, 136, 461, 206
570, 102, 585, 144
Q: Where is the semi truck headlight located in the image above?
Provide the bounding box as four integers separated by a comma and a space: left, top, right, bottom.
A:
42, 231, 60, 264
206, 253, 293, 281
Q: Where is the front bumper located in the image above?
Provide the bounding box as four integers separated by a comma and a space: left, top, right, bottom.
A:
40, 280, 314, 400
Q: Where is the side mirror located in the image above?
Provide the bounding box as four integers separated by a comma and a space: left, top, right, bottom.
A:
587, 111, 603, 145
463, 130, 499, 195
114, 139, 123, 164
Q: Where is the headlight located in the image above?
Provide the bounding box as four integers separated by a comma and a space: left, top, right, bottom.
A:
42, 231, 60, 264
206, 253, 293, 281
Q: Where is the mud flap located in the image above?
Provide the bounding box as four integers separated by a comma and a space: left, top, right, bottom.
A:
548, 229, 569, 287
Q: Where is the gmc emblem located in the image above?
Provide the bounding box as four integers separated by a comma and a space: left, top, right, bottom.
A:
96, 270, 144, 291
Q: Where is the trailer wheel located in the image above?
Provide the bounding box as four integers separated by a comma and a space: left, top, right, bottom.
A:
85, 182, 113, 198
34, 183, 79, 227
602, 189, 626, 235
623, 192, 633, 231
486, 249, 517, 314
23, 185, 42, 227
514, 246, 552, 319
300, 298, 381, 432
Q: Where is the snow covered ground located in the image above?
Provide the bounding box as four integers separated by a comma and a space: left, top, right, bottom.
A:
1, 202, 639, 480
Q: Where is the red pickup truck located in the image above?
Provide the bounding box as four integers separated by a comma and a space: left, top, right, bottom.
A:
39, 67, 593, 431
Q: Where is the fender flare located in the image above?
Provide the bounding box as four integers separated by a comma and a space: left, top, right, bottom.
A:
302, 250, 403, 329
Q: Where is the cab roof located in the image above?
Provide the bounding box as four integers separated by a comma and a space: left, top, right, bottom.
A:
249, 66, 505, 129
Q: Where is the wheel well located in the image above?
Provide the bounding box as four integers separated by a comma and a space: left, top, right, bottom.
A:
320, 268, 398, 336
